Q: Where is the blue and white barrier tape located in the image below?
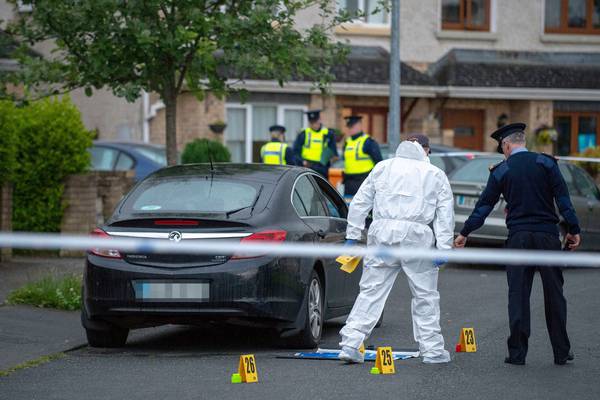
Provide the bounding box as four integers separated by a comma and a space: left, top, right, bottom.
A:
0, 232, 598, 268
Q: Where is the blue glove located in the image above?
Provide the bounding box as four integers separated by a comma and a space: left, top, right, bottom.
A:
433, 258, 448, 267
344, 239, 358, 246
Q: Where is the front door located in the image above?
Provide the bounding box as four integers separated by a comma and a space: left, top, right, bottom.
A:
442, 109, 485, 151
350, 107, 388, 144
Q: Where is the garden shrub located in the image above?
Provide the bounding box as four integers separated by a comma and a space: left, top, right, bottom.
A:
0, 101, 18, 184
181, 138, 231, 163
576, 146, 600, 180
10, 97, 91, 232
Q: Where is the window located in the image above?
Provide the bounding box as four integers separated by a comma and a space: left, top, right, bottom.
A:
572, 166, 600, 200
545, 0, 600, 34
449, 157, 503, 183
292, 176, 327, 217
558, 164, 579, 195
115, 152, 135, 171
442, 0, 490, 31
337, 0, 390, 25
125, 178, 259, 214
554, 112, 600, 155
311, 175, 348, 218
89, 147, 119, 171
225, 103, 307, 163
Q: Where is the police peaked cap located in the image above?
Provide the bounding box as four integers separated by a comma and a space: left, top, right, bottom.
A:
305, 109, 321, 121
269, 125, 286, 133
491, 122, 526, 154
344, 115, 363, 128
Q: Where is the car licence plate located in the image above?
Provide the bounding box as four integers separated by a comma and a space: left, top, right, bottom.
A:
456, 195, 479, 209
133, 281, 209, 300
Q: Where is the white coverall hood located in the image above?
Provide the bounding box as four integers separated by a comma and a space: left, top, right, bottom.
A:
340, 139, 455, 363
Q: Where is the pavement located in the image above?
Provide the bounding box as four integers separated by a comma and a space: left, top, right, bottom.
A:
0, 263, 599, 399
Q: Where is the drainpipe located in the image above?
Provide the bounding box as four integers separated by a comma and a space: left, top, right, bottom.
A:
142, 91, 150, 143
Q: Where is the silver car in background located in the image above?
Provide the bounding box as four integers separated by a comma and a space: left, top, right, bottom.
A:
450, 155, 600, 250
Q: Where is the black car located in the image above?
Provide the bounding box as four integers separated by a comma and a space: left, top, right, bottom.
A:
82, 163, 361, 348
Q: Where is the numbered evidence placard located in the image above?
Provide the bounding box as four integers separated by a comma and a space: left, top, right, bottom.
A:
458, 327, 477, 352
375, 347, 395, 374
238, 354, 258, 383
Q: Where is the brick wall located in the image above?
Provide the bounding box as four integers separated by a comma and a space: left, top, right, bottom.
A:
149, 92, 226, 150
0, 184, 12, 261
60, 171, 134, 257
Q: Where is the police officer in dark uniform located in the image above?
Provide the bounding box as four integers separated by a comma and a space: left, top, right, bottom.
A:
454, 123, 581, 366
260, 125, 296, 165
293, 109, 338, 178
342, 115, 383, 198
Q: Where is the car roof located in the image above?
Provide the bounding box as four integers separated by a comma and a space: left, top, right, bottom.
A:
93, 141, 165, 151
149, 163, 303, 183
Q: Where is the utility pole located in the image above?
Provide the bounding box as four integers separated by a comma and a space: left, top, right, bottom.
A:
388, 0, 401, 152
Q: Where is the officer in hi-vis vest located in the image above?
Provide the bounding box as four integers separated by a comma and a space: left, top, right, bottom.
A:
343, 115, 382, 198
260, 125, 295, 165
293, 109, 338, 178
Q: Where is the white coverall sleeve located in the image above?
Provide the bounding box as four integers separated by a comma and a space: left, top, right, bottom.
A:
433, 173, 455, 250
346, 172, 376, 240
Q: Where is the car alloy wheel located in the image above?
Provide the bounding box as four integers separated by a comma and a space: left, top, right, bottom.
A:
308, 277, 323, 340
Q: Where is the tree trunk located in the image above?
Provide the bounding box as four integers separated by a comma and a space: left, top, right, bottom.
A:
164, 94, 178, 166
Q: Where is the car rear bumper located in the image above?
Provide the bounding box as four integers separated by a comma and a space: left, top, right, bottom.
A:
454, 213, 508, 246
83, 254, 308, 330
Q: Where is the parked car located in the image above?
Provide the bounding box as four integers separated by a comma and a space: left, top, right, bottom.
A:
450, 155, 600, 249
329, 143, 472, 191
89, 141, 167, 181
82, 163, 361, 348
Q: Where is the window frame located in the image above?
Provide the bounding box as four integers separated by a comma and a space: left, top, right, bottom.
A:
310, 174, 349, 219
544, 0, 600, 35
441, 0, 491, 31
337, 0, 391, 26
225, 103, 308, 163
290, 173, 330, 219
554, 111, 600, 155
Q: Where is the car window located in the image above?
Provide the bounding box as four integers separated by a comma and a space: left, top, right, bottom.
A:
429, 155, 446, 172
449, 157, 502, 183
571, 165, 600, 200
292, 175, 327, 217
310, 175, 348, 218
90, 146, 119, 171
115, 152, 135, 171
135, 146, 167, 166
123, 177, 259, 214
558, 164, 579, 196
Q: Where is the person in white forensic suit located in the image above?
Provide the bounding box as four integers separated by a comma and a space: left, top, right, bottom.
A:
338, 136, 455, 364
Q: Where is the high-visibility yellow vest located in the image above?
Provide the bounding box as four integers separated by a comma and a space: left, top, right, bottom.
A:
344, 133, 375, 174
261, 141, 288, 165
301, 127, 329, 162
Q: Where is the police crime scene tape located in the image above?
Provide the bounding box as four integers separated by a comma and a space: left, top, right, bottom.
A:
0, 232, 599, 268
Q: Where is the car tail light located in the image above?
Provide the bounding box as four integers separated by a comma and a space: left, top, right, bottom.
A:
89, 228, 122, 259
231, 230, 287, 260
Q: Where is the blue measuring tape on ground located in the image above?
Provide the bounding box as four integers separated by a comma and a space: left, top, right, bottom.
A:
281, 348, 419, 361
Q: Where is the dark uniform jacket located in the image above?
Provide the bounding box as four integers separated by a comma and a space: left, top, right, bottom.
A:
461, 151, 580, 237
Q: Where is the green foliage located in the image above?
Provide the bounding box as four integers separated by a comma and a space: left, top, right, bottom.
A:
1, 0, 369, 164
8, 97, 91, 232
182, 138, 231, 164
576, 146, 600, 179
0, 101, 18, 183
7, 274, 82, 311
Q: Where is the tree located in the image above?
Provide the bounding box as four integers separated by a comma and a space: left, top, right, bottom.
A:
4, 0, 360, 165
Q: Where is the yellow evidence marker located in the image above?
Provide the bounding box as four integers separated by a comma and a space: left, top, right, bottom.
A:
455, 327, 477, 353
336, 255, 362, 274
374, 347, 395, 374
232, 354, 258, 383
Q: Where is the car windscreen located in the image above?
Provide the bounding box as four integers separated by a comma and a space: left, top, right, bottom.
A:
449, 157, 502, 183
135, 146, 167, 166
121, 177, 259, 214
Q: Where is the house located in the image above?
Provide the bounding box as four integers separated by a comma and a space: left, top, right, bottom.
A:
144, 0, 600, 161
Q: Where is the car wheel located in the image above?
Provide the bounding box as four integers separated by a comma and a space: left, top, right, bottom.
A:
292, 270, 324, 348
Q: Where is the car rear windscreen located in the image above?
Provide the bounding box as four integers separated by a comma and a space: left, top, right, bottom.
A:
450, 158, 502, 183
122, 177, 259, 214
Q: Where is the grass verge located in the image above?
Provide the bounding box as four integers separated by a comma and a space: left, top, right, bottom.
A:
6, 274, 82, 311
0, 353, 66, 378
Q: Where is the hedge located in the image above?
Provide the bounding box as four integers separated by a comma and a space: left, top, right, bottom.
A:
181, 138, 231, 164
7, 97, 91, 232
0, 101, 18, 184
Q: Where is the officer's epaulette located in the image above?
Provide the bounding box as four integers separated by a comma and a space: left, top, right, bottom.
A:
489, 160, 505, 171
540, 153, 558, 163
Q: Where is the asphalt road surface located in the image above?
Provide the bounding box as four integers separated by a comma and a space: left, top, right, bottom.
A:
1, 265, 599, 400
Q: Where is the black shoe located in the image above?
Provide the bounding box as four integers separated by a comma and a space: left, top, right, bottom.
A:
555, 351, 575, 365
504, 357, 525, 365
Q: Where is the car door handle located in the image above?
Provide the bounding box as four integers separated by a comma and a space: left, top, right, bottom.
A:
317, 229, 327, 239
